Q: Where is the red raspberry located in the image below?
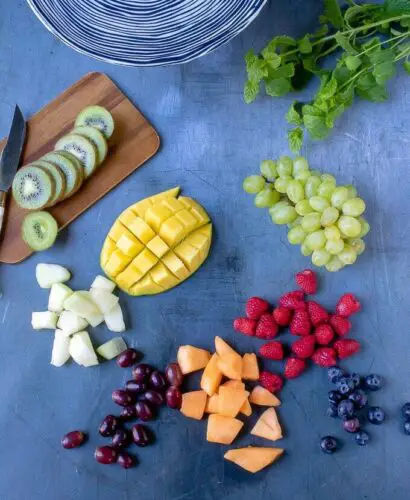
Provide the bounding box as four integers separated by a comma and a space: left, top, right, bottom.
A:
255, 313, 278, 339
329, 315, 352, 336
284, 358, 307, 379
306, 301, 329, 326
291, 335, 316, 359
336, 294, 361, 317
312, 347, 337, 367
233, 317, 256, 336
273, 306, 293, 326
259, 371, 283, 393
259, 341, 284, 360
279, 291, 306, 310
290, 309, 311, 336
246, 297, 270, 320
334, 339, 361, 359
314, 324, 335, 345
295, 269, 317, 295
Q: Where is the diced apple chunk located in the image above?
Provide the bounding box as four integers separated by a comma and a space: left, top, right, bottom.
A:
84, 311, 105, 327
32, 311, 58, 330
180, 391, 207, 420
91, 275, 116, 292
177, 345, 211, 374
206, 414, 243, 444
205, 394, 220, 414
69, 331, 99, 367
50, 330, 70, 367
57, 311, 88, 336
104, 303, 126, 332
217, 353, 243, 380
90, 288, 119, 314
218, 387, 249, 418
224, 447, 284, 473
64, 291, 99, 319
97, 338, 127, 360
200, 354, 222, 396
251, 408, 283, 441
242, 353, 260, 381
36, 263, 70, 288
48, 283, 73, 313
249, 386, 281, 407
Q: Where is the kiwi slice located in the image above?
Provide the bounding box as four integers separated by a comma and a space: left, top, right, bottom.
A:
41, 152, 81, 200
12, 165, 55, 210
57, 150, 85, 191
75, 106, 114, 139
55, 134, 98, 178
22, 211, 58, 251
32, 160, 66, 207
73, 126, 108, 165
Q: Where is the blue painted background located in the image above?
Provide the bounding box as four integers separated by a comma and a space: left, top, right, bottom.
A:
0, 1, 409, 499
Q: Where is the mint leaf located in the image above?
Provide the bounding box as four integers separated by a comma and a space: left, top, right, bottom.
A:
385, 0, 410, 14
404, 60, 410, 74
244, 80, 260, 104
356, 74, 388, 102
267, 63, 295, 80
288, 127, 304, 152
265, 78, 292, 97
318, 77, 338, 99
335, 32, 357, 55
345, 55, 361, 71
261, 41, 277, 61
324, 0, 344, 29
303, 113, 330, 140
299, 35, 313, 54
286, 102, 303, 125
373, 60, 396, 84
273, 35, 297, 48
245, 50, 268, 82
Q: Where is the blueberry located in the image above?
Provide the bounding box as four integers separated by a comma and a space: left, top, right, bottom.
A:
348, 390, 368, 409
350, 373, 362, 388
328, 367, 346, 384
327, 403, 338, 418
401, 403, 410, 420
367, 406, 385, 425
403, 421, 410, 435
337, 399, 355, 420
343, 417, 360, 433
364, 374, 383, 391
328, 390, 344, 405
336, 377, 355, 395
320, 436, 338, 454
355, 430, 370, 446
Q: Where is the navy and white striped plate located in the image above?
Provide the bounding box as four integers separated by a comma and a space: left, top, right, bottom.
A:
27, 0, 267, 67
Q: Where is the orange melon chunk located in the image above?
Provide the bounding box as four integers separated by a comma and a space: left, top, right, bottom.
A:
251, 408, 283, 441
221, 380, 245, 390
217, 353, 243, 380
249, 385, 281, 407
215, 336, 237, 356
224, 447, 284, 473
177, 345, 211, 374
206, 414, 243, 445
180, 391, 207, 420
205, 394, 220, 414
240, 398, 252, 417
218, 386, 248, 418
200, 353, 223, 396
242, 353, 260, 381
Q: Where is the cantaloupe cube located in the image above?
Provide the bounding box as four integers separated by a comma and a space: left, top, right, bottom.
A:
218, 353, 243, 380
177, 345, 211, 374
240, 398, 252, 417
218, 387, 249, 418
221, 380, 246, 390
180, 391, 207, 420
249, 386, 281, 407
206, 414, 244, 445
224, 447, 284, 473
242, 353, 260, 381
205, 394, 220, 414
200, 354, 223, 396
215, 336, 237, 356
251, 408, 283, 441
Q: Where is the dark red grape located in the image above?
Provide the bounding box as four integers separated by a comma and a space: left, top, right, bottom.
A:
132, 364, 153, 382
165, 386, 182, 409
99, 415, 121, 437
125, 380, 147, 394
143, 390, 165, 406
112, 389, 135, 407
132, 424, 152, 447
120, 406, 137, 421
165, 363, 183, 387
61, 431, 87, 449
95, 446, 118, 464
112, 429, 131, 449
117, 451, 136, 469
135, 401, 155, 421
117, 348, 140, 368
149, 371, 168, 390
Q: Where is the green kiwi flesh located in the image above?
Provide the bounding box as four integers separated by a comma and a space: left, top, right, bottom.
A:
32, 160, 66, 207
73, 126, 108, 165
12, 166, 54, 210
57, 150, 85, 190
55, 134, 98, 178
75, 106, 114, 139
22, 211, 58, 251
41, 152, 81, 200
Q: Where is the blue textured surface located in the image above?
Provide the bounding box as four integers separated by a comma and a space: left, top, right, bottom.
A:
1, 1, 410, 499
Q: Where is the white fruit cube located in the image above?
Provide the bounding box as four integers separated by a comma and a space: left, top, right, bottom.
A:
91, 275, 116, 292
96, 338, 127, 360
32, 311, 58, 330
57, 311, 88, 336
48, 283, 73, 313
104, 303, 126, 333
69, 331, 99, 367
90, 288, 119, 314
51, 330, 71, 367
64, 291, 99, 319
36, 263, 71, 288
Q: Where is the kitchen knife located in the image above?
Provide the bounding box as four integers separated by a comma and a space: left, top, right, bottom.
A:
0, 106, 26, 237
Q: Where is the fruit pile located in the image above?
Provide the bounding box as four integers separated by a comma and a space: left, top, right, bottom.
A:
234, 270, 362, 384
243, 156, 370, 271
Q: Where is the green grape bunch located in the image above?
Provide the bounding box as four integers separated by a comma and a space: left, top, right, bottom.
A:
243, 156, 370, 272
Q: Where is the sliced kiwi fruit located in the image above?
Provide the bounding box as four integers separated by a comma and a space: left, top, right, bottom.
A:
41, 152, 81, 200
22, 211, 58, 251
31, 160, 66, 207
12, 165, 55, 210
75, 106, 114, 139
73, 126, 108, 165
55, 134, 98, 178
57, 150, 85, 191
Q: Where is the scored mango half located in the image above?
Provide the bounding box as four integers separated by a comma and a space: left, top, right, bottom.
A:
101, 187, 212, 296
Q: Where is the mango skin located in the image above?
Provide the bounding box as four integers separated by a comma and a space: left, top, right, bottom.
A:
101, 187, 212, 296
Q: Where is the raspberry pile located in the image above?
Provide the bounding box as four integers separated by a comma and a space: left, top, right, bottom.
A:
233, 270, 362, 390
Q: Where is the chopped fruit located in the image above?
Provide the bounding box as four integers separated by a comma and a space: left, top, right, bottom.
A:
259, 341, 284, 360
249, 386, 281, 406
215, 336, 237, 356
336, 293, 361, 317
251, 408, 283, 441
312, 347, 337, 367
320, 436, 338, 454
306, 301, 329, 326
291, 335, 316, 359
314, 324, 334, 345
218, 387, 249, 418
290, 309, 311, 336
272, 306, 293, 326
296, 269, 317, 295
246, 297, 270, 320
32, 311, 58, 330
180, 391, 207, 420
279, 290, 306, 310
177, 345, 211, 374
367, 406, 385, 425
206, 414, 244, 444
364, 374, 383, 391
221, 380, 245, 390
240, 398, 253, 416
205, 395, 220, 414
334, 339, 361, 359
200, 354, 223, 396
36, 263, 71, 289
255, 313, 278, 339
233, 317, 257, 336
329, 314, 351, 336
224, 446, 284, 473
259, 371, 283, 393
217, 353, 243, 380
284, 358, 307, 379
242, 353, 260, 381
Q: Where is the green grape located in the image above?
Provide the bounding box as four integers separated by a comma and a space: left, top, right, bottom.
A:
271, 206, 298, 225
288, 225, 307, 245
325, 255, 345, 272
301, 242, 313, 256
292, 156, 309, 176
305, 176, 321, 198
358, 217, 370, 237
325, 238, 344, 255
317, 181, 336, 200
348, 238, 365, 256
287, 180, 305, 204
321, 207, 339, 227
309, 196, 330, 212
312, 249, 331, 267
277, 156, 293, 177
294, 170, 311, 185
295, 199, 314, 216
269, 200, 290, 217
305, 230, 326, 250
301, 212, 321, 233
331, 186, 349, 209
342, 197, 366, 217
321, 174, 336, 184
260, 160, 277, 181
274, 176, 292, 194
287, 216, 303, 229
345, 184, 357, 198
254, 187, 279, 208
338, 244, 357, 265
243, 175, 266, 194
338, 216, 362, 238
324, 225, 341, 241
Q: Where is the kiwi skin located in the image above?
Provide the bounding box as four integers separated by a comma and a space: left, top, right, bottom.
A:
22, 211, 58, 251
31, 160, 66, 207
12, 165, 55, 210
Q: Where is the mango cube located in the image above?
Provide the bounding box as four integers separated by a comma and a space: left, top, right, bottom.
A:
101, 238, 116, 267
146, 235, 169, 258
224, 447, 284, 473
161, 251, 190, 280
105, 250, 131, 277
207, 414, 243, 445
128, 217, 156, 244
160, 198, 185, 213
177, 345, 211, 374
132, 249, 157, 275
150, 262, 179, 288
180, 391, 207, 420
116, 233, 144, 257
145, 205, 173, 233
174, 242, 201, 271
130, 275, 163, 295
116, 266, 143, 290
175, 209, 198, 231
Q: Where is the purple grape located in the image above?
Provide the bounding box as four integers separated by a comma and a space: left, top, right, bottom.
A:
132, 364, 153, 383
61, 431, 87, 449
117, 348, 140, 368
165, 363, 183, 387
117, 451, 136, 469
120, 406, 137, 421
99, 415, 121, 437
149, 370, 168, 391
165, 386, 182, 409
132, 424, 152, 447
343, 417, 360, 433
143, 390, 165, 406
112, 429, 131, 449
135, 401, 155, 421
112, 390, 135, 407
95, 446, 118, 464
125, 380, 147, 394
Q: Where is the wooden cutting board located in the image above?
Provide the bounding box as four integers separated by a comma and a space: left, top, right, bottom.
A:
0, 72, 160, 264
